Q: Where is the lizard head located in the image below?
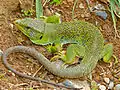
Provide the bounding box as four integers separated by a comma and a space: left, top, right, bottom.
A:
14, 18, 45, 41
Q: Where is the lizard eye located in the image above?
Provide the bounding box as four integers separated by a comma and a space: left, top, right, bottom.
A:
78, 57, 83, 64
40, 36, 43, 39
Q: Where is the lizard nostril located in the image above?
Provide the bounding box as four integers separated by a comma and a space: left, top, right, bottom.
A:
78, 57, 83, 64
40, 36, 43, 39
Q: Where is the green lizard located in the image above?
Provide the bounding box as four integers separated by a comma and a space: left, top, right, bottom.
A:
2, 18, 113, 79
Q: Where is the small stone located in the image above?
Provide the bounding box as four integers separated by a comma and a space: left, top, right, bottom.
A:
104, 77, 110, 84
9, 23, 13, 29
84, 13, 91, 18
48, 75, 54, 79
95, 11, 108, 20
8, 71, 15, 76
62, 1, 67, 4
63, 80, 90, 90
79, 3, 84, 9
108, 81, 114, 89
67, 0, 73, 3
81, 14, 85, 18
115, 84, 120, 90
99, 85, 106, 90
94, 4, 105, 10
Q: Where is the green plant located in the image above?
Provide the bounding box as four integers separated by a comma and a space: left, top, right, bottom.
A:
36, 0, 43, 18
50, 0, 62, 5
21, 9, 34, 17
72, 0, 78, 19
109, 0, 120, 38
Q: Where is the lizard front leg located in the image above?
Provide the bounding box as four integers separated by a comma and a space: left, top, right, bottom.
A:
100, 43, 113, 63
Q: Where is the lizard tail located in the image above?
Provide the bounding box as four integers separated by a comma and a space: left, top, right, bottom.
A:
2, 46, 100, 78
2, 46, 83, 89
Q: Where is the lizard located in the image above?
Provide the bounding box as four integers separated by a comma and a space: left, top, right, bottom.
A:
2, 18, 113, 79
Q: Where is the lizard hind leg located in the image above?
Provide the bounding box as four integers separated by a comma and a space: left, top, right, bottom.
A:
62, 44, 85, 64
100, 43, 113, 63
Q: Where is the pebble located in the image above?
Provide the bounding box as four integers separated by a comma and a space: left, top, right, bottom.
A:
8, 71, 15, 76
99, 85, 106, 90
104, 78, 110, 84
108, 81, 114, 89
115, 84, 120, 90
63, 80, 90, 90
79, 3, 84, 9
48, 75, 54, 79
94, 4, 105, 10
95, 11, 108, 20
9, 23, 13, 29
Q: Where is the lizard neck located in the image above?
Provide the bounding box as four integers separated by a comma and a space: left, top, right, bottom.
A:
44, 23, 57, 34
43, 23, 60, 43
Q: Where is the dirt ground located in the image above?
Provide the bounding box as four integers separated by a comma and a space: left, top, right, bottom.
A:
0, 0, 120, 89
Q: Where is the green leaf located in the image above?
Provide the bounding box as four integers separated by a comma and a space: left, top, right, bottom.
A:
72, 0, 78, 19
110, 0, 116, 30
50, 0, 62, 5
45, 15, 61, 23
36, 0, 43, 18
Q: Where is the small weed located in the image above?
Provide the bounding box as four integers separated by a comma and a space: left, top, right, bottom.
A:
109, 0, 120, 38
28, 88, 33, 90
0, 74, 5, 79
36, 0, 43, 18
72, 0, 78, 19
50, 0, 62, 5
21, 9, 34, 17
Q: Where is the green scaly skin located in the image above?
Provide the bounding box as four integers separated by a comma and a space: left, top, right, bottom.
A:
2, 18, 112, 79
